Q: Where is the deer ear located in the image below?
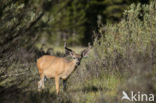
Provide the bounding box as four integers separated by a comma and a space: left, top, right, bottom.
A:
81, 49, 89, 57
81, 43, 92, 57
69, 51, 74, 57
64, 41, 73, 56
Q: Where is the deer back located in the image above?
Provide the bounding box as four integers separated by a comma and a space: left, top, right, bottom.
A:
37, 55, 76, 79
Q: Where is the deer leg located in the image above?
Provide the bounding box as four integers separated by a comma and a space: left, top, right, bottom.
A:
41, 75, 45, 89
55, 76, 60, 95
38, 80, 42, 91
38, 73, 45, 91
63, 79, 67, 91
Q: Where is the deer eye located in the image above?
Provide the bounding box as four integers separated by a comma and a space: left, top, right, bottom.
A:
73, 57, 76, 59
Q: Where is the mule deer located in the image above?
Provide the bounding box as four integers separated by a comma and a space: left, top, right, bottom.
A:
37, 43, 91, 94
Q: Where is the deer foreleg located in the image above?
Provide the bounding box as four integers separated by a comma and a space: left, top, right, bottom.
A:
38, 74, 45, 91
55, 76, 60, 95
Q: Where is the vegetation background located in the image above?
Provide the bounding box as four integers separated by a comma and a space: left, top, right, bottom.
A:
0, 0, 155, 103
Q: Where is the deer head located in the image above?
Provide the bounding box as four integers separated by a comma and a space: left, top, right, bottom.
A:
64, 42, 92, 66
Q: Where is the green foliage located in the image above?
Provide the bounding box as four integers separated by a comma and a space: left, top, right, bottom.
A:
0, 0, 47, 51
48, 0, 86, 45
94, 2, 156, 59
93, 2, 156, 102
40, 0, 142, 45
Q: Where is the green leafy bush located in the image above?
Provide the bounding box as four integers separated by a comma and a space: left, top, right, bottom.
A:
92, 2, 156, 103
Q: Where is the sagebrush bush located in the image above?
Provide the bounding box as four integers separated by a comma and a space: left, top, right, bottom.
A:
91, 2, 156, 103
93, 2, 156, 71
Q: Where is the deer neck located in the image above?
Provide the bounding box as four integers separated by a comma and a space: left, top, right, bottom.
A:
62, 59, 78, 80
70, 59, 78, 69
62, 60, 77, 79
67, 59, 78, 73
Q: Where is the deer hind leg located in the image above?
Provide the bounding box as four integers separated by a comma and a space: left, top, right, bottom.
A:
63, 79, 67, 91
38, 73, 45, 91
55, 76, 60, 95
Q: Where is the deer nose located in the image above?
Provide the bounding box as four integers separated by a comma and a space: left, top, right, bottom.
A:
76, 62, 80, 65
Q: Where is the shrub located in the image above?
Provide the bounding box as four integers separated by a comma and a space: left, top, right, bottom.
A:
92, 2, 156, 103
